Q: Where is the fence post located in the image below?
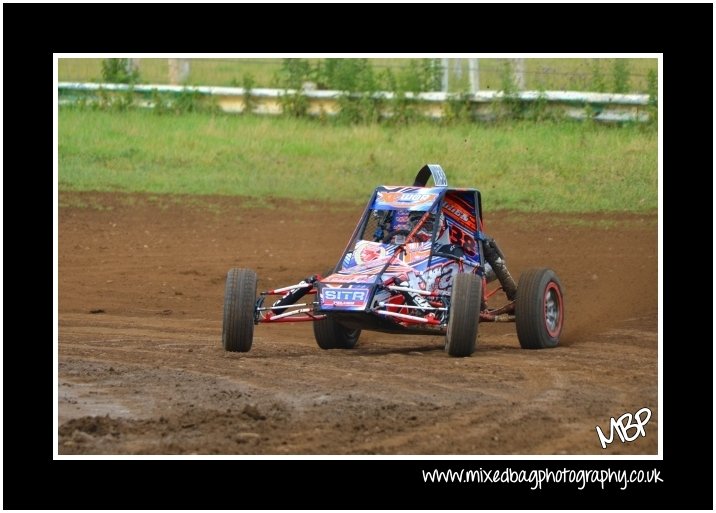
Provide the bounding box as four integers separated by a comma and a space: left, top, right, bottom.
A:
513, 58, 525, 90
454, 58, 463, 81
169, 59, 190, 85
468, 58, 479, 93
441, 58, 449, 92
126, 59, 140, 76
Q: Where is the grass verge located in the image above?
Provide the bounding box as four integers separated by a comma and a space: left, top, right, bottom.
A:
59, 109, 657, 213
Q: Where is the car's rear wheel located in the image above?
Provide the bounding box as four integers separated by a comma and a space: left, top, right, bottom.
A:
313, 316, 361, 349
515, 268, 564, 349
222, 268, 257, 352
445, 272, 482, 357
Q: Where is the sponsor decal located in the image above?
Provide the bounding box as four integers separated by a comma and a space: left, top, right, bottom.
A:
354, 241, 387, 265
390, 209, 411, 232
401, 243, 432, 264
442, 197, 477, 231
409, 262, 458, 293
323, 273, 378, 284
443, 201, 470, 224
448, 224, 478, 258
320, 286, 370, 310
375, 190, 438, 209
343, 256, 393, 275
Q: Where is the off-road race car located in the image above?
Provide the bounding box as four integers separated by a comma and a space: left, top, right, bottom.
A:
222, 164, 564, 357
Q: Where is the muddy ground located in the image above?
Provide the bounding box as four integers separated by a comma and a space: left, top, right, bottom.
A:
58, 192, 658, 455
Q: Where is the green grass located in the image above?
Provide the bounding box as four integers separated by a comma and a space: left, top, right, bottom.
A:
58, 57, 658, 93
59, 109, 657, 213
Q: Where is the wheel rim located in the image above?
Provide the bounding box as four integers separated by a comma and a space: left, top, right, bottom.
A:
543, 282, 563, 338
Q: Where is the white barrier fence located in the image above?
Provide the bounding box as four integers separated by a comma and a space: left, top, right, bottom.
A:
58, 82, 652, 122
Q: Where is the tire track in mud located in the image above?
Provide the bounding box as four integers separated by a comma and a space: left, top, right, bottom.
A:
59, 311, 657, 455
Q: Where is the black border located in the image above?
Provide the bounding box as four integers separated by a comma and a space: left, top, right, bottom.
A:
4, 2, 712, 510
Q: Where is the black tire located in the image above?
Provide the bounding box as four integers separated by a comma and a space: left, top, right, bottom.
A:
515, 268, 564, 349
445, 272, 482, 357
313, 316, 361, 349
222, 268, 258, 352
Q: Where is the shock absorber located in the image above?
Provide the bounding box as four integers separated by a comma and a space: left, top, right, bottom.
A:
271, 275, 318, 314
482, 236, 517, 301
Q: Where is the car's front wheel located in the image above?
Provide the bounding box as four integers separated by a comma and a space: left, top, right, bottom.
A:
445, 272, 482, 357
222, 268, 257, 352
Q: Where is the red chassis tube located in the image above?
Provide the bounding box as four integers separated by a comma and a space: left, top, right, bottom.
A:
257, 279, 516, 326
258, 287, 327, 323
261, 311, 326, 323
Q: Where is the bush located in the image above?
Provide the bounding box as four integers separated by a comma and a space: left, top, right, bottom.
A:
395, 59, 442, 93
317, 58, 377, 92
497, 60, 525, 119
101, 59, 140, 84
612, 59, 631, 93
242, 73, 257, 115
150, 88, 219, 116
443, 93, 474, 124
336, 94, 382, 125
276, 59, 312, 118
96, 86, 135, 111
590, 59, 606, 93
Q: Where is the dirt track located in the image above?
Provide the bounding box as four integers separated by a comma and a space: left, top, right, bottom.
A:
58, 192, 658, 455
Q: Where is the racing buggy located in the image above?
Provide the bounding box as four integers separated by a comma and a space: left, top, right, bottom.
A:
222, 164, 564, 357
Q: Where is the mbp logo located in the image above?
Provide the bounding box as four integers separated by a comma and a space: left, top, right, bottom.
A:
595, 407, 652, 449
